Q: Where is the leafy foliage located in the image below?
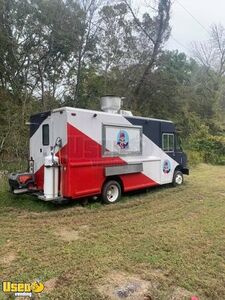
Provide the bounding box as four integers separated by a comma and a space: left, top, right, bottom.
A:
190, 128, 225, 165
0, 0, 225, 165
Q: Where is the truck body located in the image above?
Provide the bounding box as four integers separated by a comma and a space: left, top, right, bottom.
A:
9, 98, 189, 203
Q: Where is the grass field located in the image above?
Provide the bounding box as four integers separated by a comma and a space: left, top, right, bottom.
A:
0, 164, 225, 299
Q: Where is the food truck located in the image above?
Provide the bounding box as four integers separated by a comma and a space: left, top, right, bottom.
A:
9, 96, 189, 203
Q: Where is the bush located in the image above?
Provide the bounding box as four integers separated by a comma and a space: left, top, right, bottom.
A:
186, 150, 204, 166
190, 134, 225, 165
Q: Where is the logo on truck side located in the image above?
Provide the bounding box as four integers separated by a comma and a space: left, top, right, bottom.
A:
117, 130, 129, 149
163, 160, 171, 174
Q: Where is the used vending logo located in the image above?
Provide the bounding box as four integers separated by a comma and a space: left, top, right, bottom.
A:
2, 280, 44, 297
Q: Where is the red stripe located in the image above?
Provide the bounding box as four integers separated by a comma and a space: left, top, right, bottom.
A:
121, 173, 158, 192
34, 165, 44, 190
60, 123, 125, 197
34, 122, 158, 198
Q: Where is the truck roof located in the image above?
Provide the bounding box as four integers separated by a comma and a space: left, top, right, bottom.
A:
52, 106, 173, 124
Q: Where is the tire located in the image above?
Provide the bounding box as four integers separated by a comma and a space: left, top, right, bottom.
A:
172, 170, 184, 187
102, 180, 121, 204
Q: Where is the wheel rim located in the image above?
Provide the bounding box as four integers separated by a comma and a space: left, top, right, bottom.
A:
106, 184, 119, 202
175, 174, 183, 185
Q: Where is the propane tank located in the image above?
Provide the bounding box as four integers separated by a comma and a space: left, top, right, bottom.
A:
44, 155, 59, 200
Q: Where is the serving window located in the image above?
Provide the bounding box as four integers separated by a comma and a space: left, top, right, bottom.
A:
102, 124, 142, 156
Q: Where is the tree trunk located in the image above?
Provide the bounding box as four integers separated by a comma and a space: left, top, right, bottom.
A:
74, 52, 82, 106
38, 64, 45, 109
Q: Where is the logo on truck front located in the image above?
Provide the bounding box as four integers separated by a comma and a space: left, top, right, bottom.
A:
117, 130, 129, 149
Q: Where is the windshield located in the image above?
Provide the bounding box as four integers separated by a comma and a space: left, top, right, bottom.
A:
176, 134, 183, 151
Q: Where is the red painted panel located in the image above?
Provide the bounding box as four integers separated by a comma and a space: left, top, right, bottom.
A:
34, 165, 44, 190
120, 173, 159, 192
61, 123, 126, 198
33, 122, 159, 198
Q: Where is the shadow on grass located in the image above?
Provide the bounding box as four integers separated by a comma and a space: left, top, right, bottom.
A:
0, 182, 182, 213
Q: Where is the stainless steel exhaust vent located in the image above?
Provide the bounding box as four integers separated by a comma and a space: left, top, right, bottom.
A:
100, 96, 122, 114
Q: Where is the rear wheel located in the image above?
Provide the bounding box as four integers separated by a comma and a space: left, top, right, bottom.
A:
102, 180, 121, 204
172, 170, 184, 187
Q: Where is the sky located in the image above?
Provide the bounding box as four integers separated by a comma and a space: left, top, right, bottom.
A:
166, 0, 225, 55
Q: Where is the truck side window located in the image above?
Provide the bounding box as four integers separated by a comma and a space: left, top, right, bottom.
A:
162, 133, 174, 152
42, 124, 49, 146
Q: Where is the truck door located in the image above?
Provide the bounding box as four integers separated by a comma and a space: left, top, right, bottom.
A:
40, 121, 51, 160
30, 113, 52, 176
174, 134, 187, 167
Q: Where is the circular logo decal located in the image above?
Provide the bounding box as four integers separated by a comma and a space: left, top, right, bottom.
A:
117, 130, 129, 149
163, 160, 171, 174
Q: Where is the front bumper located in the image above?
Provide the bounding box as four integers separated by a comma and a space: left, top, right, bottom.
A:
182, 167, 189, 175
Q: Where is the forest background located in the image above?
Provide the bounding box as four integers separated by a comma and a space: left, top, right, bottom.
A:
1, 0, 225, 166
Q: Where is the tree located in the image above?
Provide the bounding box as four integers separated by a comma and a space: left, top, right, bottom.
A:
98, 3, 134, 93
123, 0, 171, 96
193, 24, 225, 76
64, 0, 101, 106
193, 24, 225, 126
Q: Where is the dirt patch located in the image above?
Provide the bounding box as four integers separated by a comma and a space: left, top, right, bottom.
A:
43, 273, 73, 294
0, 252, 16, 266
147, 268, 169, 281
44, 277, 59, 293
79, 224, 89, 230
97, 271, 153, 300
97, 271, 197, 300
169, 287, 194, 299
56, 228, 80, 242
54, 225, 89, 242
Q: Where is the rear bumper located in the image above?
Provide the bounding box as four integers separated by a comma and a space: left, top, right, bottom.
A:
8, 172, 35, 192
9, 178, 20, 191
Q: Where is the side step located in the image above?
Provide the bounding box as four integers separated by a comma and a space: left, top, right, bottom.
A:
13, 188, 29, 194
13, 187, 38, 195
38, 195, 68, 203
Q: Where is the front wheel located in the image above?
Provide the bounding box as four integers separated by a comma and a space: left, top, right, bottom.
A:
172, 170, 184, 187
102, 180, 121, 204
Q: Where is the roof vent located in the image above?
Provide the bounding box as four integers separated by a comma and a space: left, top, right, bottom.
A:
100, 96, 122, 114
120, 109, 133, 116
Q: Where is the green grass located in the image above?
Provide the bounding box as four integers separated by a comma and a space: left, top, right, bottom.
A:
0, 164, 225, 299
